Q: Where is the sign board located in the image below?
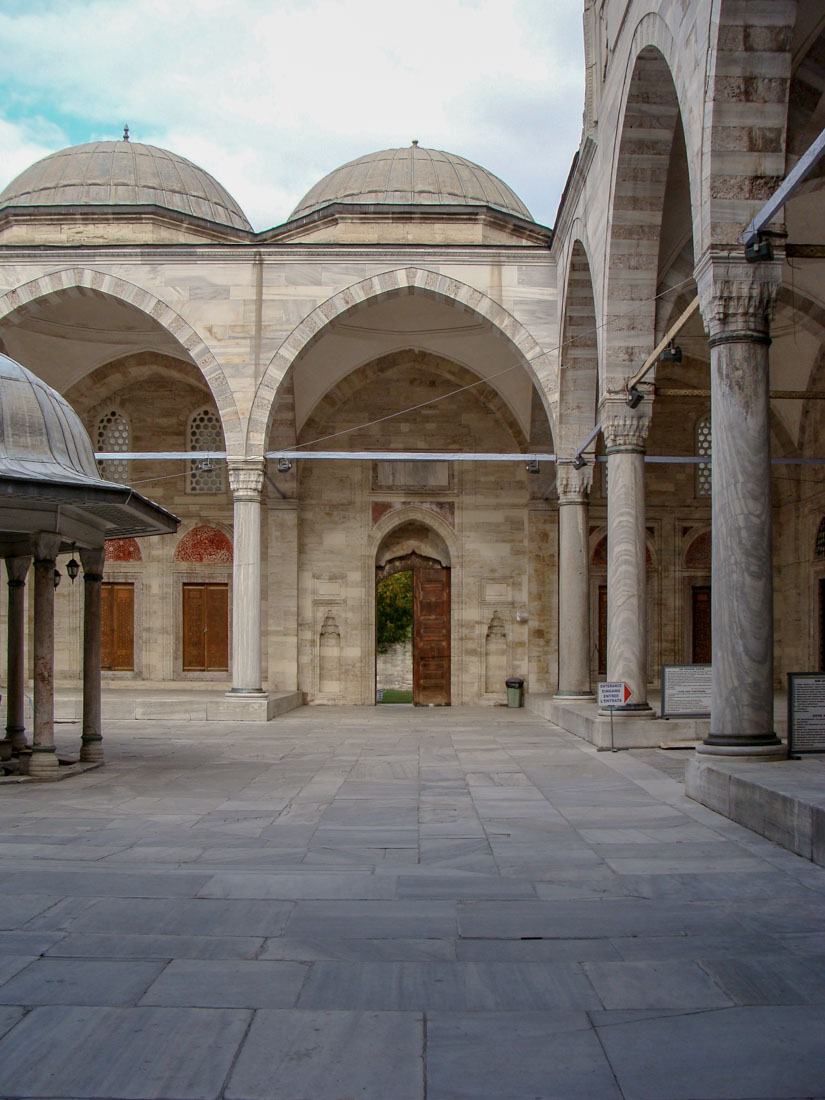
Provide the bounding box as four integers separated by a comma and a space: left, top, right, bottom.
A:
661, 664, 712, 718
598, 682, 632, 708
788, 673, 825, 754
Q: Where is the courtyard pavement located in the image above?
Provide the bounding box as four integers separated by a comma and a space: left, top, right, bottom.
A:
0, 706, 824, 1100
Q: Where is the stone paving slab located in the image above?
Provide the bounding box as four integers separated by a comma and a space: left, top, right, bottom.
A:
0, 707, 823, 1098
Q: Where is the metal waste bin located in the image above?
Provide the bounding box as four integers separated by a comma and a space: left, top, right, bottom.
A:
505, 677, 524, 708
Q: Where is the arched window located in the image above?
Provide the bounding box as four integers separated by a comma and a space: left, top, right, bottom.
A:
97, 408, 130, 484
188, 407, 225, 493
696, 414, 712, 497
816, 517, 825, 560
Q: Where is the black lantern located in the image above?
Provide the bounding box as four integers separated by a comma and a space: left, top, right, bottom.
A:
53, 569, 61, 589
66, 542, 80, 583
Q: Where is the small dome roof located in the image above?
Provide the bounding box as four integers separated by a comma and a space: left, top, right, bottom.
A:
291, 144, 532, 221
0, 353, 103, 485
0, 140, 251, 231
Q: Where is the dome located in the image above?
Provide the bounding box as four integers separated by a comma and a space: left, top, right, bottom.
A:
0, 353, 103, 486
290, 144, 532, 221
0, 140, 251, 231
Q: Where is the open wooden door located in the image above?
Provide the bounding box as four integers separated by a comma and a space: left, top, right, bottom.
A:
413, 566, 450, 705
101, 582, 134, 671
182, 583, 229, 671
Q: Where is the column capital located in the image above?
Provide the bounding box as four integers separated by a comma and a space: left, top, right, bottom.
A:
80, 546, 106, 578
5, 555, 31, 586
32, 531, 62, 564
599, 398, 652, 453
694, 250, 783, 343
555, 462, 593, 504
228, 457, 265, 500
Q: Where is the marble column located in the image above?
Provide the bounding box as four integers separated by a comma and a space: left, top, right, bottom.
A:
228, 458, 266, 694
554, 462, 594, 699
2, 555, 31, 757
80, 546, 105, 763
600, 399, 653, 713
695, 252, 785, 758
30, 532, 62, 777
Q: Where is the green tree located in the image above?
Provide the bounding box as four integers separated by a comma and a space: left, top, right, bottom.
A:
376, 571, 413, 653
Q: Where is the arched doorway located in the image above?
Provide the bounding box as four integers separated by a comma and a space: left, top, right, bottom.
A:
376, 523, 451, 706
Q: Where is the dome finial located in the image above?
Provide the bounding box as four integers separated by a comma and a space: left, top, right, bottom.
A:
411, 139, 419, 147
123, 124, 130, 142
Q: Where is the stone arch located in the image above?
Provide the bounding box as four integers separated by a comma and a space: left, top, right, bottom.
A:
683, 528, 712, 571
0, 268, 242, 452
557, 238, 599, 457
296, 348, 529, 451
173, 524, 233, 564
369, 505, 458, 568
249, 267, 558, 455
603, 36, 690, 388
701, 1, 795, 250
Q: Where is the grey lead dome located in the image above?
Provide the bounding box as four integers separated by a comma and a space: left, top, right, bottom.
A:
290, 145, 533, 221
0, 353, 103, 486
0, 141, 251, 231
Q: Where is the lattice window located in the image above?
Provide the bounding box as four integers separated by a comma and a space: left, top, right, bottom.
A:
96, 409, 130, 484
816, 517, 825, 560
696, 415, 712, 497
188, 407, 225, 493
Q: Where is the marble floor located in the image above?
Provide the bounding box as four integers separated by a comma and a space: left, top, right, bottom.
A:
0, 707, 823, 1099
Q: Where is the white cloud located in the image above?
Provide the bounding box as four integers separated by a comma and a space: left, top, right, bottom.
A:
0, 0, 585, 228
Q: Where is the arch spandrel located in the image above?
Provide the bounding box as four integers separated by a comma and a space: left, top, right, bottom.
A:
556, 237, 599, 457
0, 268, 243, 453
248, 267, 559, 456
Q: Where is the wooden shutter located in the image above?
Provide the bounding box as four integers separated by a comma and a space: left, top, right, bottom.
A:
413, 566, 450, 705
183, 583, 228, 671
597, 584, 607, 675
101, 582, 134, 671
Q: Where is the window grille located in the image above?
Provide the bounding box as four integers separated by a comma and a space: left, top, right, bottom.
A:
816, 517, 825, 560
188, 408, 225, 493
696, 415, 712, 496
97, 409, 130, 484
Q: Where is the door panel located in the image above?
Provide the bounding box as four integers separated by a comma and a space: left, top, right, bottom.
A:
692, 585, 712, 664
413, 567, 450, 705
183, 583, 228, 671
101, 582, 134, 671
597, 584, 607, 676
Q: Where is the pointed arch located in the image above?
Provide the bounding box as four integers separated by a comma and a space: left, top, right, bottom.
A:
248, 267, 558, 454
0, 268, 243, 452
557, 238, 599, 456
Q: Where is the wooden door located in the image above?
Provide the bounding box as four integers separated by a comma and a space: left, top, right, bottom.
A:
819, 579, 825, 671
101, 582, 134, 671
413, 567, 450, 705
597, 584, 607, 676
692, 585, 712, 664
183, 583, 228, 671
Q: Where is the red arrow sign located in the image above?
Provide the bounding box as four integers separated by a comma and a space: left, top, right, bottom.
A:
623, 683, 632, 703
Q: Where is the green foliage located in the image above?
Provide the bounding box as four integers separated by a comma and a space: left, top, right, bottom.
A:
376, 570, 413, 653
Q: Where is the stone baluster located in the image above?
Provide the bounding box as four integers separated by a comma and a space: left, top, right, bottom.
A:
228, 458, 266, 694
29, 532, 62, 777
79, 547, 105, 763
600, 400, 653, 713
695, 252, 785, 758
554, 461, 594, 699
2, 555, 32, 758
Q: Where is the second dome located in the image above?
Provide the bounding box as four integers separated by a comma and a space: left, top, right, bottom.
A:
290, 144, 533, 222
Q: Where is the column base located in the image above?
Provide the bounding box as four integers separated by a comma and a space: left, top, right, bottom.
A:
5, 727, 27, 751
597, 702, 654, 719
0, 740, 12, 761
26, 748, 60, 778
697, 735, 787, 761
553, 691, 596, 702
80, 737, 104, 764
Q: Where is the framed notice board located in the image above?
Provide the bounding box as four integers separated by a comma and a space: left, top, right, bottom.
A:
787, 673, 825, 754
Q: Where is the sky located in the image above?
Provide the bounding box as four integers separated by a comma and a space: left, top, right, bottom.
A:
0, 0, 586, 231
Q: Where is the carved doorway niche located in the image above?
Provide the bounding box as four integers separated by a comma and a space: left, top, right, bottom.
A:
376, 521, 451, 706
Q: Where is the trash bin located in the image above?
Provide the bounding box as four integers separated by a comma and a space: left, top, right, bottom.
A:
505, 677, 524, 708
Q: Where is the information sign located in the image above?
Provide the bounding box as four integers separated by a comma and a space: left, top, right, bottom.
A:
661, 665, 712, 718
788, 673, 825, 754
598, 682, 632, 708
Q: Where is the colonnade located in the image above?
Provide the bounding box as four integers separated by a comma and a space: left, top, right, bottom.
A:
1, 538, 105, 776
553, 254, 784, 758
